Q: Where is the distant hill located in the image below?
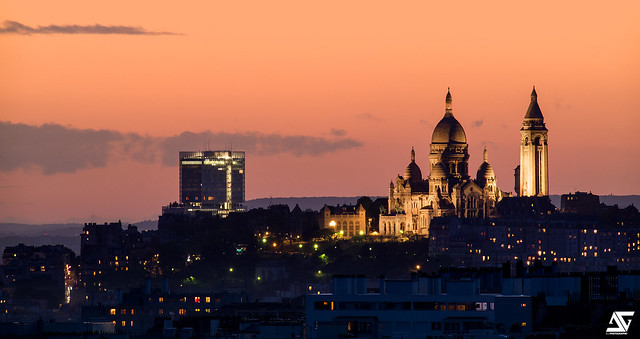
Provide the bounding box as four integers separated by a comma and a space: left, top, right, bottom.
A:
246, 195, 639, 212
244, 196, 385, 212
0, 220, 157, 255
1, 195, 636, 255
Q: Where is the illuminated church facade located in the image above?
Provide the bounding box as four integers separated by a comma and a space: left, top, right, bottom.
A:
379, 88, 548, 237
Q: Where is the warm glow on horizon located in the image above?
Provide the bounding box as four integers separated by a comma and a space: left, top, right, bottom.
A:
1, 1, 639, 223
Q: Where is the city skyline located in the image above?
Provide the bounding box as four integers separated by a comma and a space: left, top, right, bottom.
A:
1, 1, 639, 223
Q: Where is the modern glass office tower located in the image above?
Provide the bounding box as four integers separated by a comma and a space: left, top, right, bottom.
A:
179, 151, 245, 210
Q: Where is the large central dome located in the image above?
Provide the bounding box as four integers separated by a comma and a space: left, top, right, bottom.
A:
431, 89, 467, 144
432, 116, 467, 144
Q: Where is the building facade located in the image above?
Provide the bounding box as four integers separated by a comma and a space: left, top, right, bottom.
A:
1, 244, 75, 310
80, 222, 144, 305
179, 151, 245, 211
379, 90, 505, 237
321, 204, 368, 238
306, 275, 532, 338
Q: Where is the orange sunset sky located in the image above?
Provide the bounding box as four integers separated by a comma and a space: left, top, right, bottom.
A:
1, 1, 639, 224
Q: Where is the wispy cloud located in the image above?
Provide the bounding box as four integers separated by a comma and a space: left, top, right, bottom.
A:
0, 122, 362, 174
356, 112, 383, 121
330, 128, 347, 137
0, 20, 180, 35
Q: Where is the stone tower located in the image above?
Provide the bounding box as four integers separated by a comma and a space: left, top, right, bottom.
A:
519, 87, 549, 196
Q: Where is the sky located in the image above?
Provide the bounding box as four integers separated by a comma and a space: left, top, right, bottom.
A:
1, 1, 639, 224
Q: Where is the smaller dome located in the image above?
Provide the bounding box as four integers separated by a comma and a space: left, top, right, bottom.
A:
404, 162, 422, 182
403, 148, 422, 182
476, 148, 495, 187
476, 162, 495, 180
430, 162, 447, 178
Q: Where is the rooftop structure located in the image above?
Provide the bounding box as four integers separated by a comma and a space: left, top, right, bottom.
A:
306, 275, 532, 338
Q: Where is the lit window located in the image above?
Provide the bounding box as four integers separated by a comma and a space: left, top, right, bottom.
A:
159, 297, 163, 303
110, 308, 116, 315
194, 296, 200, 303
521, 303, 527, 307
121, 321, 126, 327
205, 297, 211, 303
179, 309, 186, 315
159, 309, 163, 315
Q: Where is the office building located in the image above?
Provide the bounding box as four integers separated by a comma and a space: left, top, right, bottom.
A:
179, 151, 245, 211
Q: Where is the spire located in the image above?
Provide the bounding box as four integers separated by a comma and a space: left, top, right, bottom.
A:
483, 147, 488, 163
524, 86, 544, 120
445, 87, 453, 116
410, 147, 415, 162
531, 86, 537, 102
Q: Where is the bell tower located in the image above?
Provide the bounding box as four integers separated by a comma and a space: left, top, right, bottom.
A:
519, 86, 549, 196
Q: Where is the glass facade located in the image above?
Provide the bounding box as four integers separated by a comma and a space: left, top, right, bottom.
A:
179, 151, 245, 210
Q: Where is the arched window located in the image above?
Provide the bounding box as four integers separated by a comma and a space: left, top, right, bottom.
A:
355, 221, 360, 233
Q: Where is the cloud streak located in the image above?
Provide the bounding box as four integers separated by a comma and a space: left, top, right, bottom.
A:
0, 20, 180, 35
330, 129, 347, 137
356, 112, 383, 121
0, 122, 362, 174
